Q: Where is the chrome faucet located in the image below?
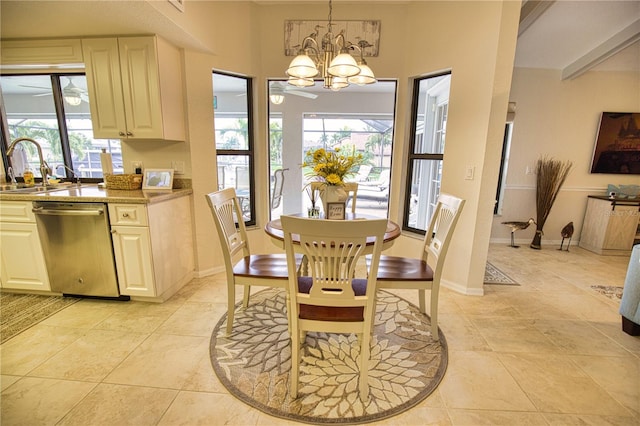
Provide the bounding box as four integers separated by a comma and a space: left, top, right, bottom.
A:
56, 164, 81, 186
7, 166, 16, 184
6, 137, 51, 187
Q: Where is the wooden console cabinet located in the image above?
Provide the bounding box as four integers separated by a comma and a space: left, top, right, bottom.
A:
579, 196, 640, 255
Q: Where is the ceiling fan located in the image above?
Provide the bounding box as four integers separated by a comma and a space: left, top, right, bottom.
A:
269, 81, 318, 104
19, 77, 89, 105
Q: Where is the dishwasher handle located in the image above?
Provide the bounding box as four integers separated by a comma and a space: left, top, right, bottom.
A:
33, 206, 104, 216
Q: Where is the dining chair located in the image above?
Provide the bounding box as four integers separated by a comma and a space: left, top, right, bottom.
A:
281, 215, 388, 400
271, 168, 288, 210
374, 193, 465, 339
205, 188, 301, 336
310, 181, 359, 213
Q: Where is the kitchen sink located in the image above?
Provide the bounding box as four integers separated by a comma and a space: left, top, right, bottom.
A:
0, 184, 67, 194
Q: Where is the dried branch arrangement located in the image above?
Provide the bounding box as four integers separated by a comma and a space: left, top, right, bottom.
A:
531, 157, 573, 249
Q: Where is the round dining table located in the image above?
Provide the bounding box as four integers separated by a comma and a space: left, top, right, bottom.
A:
264, 212, 401, 252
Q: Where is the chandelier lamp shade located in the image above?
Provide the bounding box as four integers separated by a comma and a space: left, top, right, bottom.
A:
285, 0, 376, 91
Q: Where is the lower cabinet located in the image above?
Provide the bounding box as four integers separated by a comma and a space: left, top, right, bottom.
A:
579, 197, 640, 255
0, 201, 51, 292
109, 195, 194, 301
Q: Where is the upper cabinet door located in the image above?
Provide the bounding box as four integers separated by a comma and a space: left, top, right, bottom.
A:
117, 37, 164, 140
82, 36, 185, 141
82, 38, 128, 139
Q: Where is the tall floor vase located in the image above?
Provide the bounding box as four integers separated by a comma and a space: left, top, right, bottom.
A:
530, 157, 572, 249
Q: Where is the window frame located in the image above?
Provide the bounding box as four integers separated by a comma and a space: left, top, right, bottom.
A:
403, 71, 451, 235
0, 72, 116, 184
213, 70, 256, 226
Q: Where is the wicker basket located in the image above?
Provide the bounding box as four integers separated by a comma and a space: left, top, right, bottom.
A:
105, 174, 143, 190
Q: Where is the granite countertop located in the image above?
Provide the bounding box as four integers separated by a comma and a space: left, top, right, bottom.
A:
0, 184, 192, 204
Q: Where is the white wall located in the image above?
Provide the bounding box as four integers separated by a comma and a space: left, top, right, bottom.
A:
492, 68, 640, 247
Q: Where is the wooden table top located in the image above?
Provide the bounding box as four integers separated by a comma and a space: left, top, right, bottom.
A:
264, 213, 401, 247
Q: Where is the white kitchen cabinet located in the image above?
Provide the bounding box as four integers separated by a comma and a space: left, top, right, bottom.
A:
0, 201, 51, 292
82, 35, 185, 141
1, 38, 84, 67
579, 196, 640, 255
109, 195, 194, 301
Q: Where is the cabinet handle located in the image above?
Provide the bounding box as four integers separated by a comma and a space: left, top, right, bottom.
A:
122, 213, 130, 218
111, 229, 116, 234
126, 132, 133, 137
119, 131, 126, 136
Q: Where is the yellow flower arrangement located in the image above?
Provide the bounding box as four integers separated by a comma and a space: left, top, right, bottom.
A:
302, 147, 364, 186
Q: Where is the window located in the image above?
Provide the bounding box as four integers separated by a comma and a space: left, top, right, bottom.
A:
0, 74, 121, 183
213, 71, 255, 225
268, 79, 396, 220
404, 72, 451, 233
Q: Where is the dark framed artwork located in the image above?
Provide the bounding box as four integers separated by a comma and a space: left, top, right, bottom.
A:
590, 112, 640, 174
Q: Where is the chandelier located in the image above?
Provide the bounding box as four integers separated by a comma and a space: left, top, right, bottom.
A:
285, 0, 376, 91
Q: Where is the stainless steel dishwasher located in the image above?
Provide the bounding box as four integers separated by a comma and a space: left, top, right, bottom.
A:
33, 201, 127, 299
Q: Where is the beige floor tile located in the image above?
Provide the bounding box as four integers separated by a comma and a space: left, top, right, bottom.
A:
94, 306, 177, 333
571, 354, 640, 418
158, 391, 261, 425
501, 292, 579, 320
447, 409, 548, 425
255, 411, 308, 425
438, 351, 536, 411
58, 383, 178, 426
532, 319, 631, 356
1, 376, 96, 425
470, 317, 560, 353
182, 352, 228, 393
104, 333, 209, 389
371, 406, 452, 425
155, 301, 227, 337
438, 313, 492, 352
28, 329, 148, 382
0, 324, 85, 375
589, 320, 640, 355
498, 352, 631, 415
543, 412, 640, 425
1, 374, 20, 391
39, 298, 125, 329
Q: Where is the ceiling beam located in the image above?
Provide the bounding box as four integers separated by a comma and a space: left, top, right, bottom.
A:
562, 19, 640, 80
518, 0, 555, 36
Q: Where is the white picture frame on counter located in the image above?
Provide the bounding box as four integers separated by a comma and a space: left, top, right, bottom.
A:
142, 169, 174, 190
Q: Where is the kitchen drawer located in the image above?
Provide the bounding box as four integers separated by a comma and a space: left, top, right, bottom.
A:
0, 201, 36, 223
108, 204, 148, 226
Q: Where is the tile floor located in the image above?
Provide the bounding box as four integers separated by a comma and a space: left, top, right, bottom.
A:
1, 244, 639, 425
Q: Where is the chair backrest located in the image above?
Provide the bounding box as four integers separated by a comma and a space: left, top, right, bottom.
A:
310, 181, 359, 213
354, 165, 372, 182
423, 193, 465, 280
271, 168, 288, 210
205, 188, 250, 271
281, 216, 387, 317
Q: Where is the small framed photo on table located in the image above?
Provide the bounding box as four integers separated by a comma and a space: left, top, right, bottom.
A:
326, 202, 346, 220
142, 169, 174, 190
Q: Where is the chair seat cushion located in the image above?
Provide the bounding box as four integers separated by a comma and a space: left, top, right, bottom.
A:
233, 254, 301, 278
297, 276, 367, 322
375, 255, 434, 281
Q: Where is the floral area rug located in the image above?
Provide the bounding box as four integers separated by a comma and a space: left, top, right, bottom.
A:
484, 262, 519, 285
590, 285, 623, 300
1, 293, 80, 344
209, 288, 448, 425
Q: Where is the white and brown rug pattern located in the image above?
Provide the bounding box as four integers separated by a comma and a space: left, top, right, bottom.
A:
484, 262, 519, 285
210, 288, 447, 425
